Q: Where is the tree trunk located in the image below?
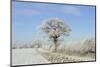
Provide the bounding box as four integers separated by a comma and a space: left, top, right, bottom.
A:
54, 41, 57, 52
53, 37, 58, 52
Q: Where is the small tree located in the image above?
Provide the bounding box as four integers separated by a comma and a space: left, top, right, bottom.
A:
31, 40, 42, 48
41, 18, 71, 52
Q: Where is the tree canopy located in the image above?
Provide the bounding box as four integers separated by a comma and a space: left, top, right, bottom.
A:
41, 18, 71, 52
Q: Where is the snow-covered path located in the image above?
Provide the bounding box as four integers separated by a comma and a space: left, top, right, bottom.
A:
12, 48, 50, 66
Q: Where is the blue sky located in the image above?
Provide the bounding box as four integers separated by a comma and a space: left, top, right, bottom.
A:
12, 1, 95, 43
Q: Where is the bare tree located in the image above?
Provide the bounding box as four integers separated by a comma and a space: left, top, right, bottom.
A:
41, 18, 71, 52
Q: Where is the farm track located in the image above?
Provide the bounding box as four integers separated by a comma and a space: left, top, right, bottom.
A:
12, 48, 50, 66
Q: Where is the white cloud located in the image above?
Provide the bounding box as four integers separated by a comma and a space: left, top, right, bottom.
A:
61, 6, 82, 16
15, 9, 40, 16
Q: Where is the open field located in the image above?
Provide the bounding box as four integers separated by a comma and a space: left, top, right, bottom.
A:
12, 48, 50, 66
12, 48, 95, 66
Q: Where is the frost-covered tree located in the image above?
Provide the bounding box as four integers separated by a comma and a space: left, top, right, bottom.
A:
82, 38, 95, 53
41, 18, 71, 52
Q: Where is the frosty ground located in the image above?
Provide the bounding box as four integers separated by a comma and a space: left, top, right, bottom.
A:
12, 48, 95, 66
12, 48, 50, 66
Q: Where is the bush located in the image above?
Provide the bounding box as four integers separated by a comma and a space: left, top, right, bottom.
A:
52, 38, 95, 55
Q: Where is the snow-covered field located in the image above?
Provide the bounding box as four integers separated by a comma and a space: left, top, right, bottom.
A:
12, 48, 50, 66
12, 48, 95, 66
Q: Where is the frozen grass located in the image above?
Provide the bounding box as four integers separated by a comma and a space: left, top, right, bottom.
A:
38, 48, 95, 63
